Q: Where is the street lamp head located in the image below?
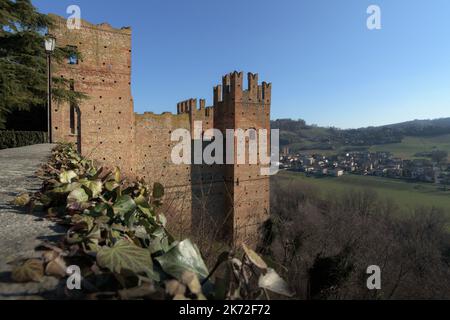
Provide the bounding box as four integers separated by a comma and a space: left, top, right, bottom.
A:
44, 34, 56, 53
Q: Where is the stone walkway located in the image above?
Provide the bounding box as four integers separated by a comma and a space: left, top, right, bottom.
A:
0, 144, 64, 299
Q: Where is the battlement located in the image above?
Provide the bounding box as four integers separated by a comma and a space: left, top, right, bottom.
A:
135, 111, 190, 130
260, 82, 272, 102
177, 99, 200, 114
214, 71, 272, 104
221, 71, 243, 99
175, 72, 270, 124
48, 14, 132, 35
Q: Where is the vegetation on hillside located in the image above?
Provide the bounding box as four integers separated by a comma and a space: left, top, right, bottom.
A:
12, 143, 292, 300
272, 118, 450, 153
267, 177, 450, 299
369, 134, 450, 161
277, 171, 450, 212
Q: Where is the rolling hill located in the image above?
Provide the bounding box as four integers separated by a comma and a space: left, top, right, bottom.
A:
272, 118, 450, 159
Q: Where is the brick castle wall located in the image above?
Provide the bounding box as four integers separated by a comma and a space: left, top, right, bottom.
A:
50, 14, 135, 175
49, 15, 271, 246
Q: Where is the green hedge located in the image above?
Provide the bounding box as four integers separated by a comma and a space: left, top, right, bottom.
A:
0, 131, 48, 150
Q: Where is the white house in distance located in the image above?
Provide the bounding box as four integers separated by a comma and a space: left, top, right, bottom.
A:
329, 168, 344, 177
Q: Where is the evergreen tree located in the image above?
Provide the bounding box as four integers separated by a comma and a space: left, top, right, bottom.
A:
0, 0, 85, 129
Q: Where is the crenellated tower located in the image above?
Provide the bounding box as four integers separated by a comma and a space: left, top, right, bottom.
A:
175, 72, 272, 245
49, 14, 271, 247
213, 71, 271, 245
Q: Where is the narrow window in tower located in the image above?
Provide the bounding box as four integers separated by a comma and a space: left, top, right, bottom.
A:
69, 80, 76, 134
67, 45, 79, 65
70, 105, 75, 134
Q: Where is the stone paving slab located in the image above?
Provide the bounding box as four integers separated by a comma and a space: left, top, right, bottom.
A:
0, 144, 65, 299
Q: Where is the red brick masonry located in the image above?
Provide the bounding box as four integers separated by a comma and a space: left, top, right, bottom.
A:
50, 15, 271, 245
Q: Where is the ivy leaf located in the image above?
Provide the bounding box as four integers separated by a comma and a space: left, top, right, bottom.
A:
156, 239, 209, 281
89, 202, 111, 217
148, 227, 170, 254
105, 181, 120, 192
242, 243, 267, 269
258, 268, 294, 297
135, 195, 153, 216
159, 214, 167, 227
67, 187, 89, 204
59, 170, 78, 184
52, 182, 81, 194
152, 183, 165, 199
114, 167, 121, 183
96, 240, 153, 274
11, 259, 44, 283
95, 215, 111, 225
71, 214, 94, 230
113, 195, 136, 216
82, 180, 103, 198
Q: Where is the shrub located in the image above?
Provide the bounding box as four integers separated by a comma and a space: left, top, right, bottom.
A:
0, 130, 47, 150
269, 177, 450, 299
12, 143, 291, 300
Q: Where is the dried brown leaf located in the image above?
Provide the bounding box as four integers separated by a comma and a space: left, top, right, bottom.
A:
11, 259, 44, 283
42, 250, 59, 263
45, 257, 67, 278
13, 193, 30, 206
181, 271, 202, 295
165, 280, 186, 296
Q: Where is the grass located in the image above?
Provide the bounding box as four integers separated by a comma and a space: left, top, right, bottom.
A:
296, 134, 450, 161
369, 134, 450, 161
276, 171, 450, 213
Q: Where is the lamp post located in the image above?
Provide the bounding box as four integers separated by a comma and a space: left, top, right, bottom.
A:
44, 34, 56, 143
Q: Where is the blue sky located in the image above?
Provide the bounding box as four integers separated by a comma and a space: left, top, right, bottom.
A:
32, 0, 450, 128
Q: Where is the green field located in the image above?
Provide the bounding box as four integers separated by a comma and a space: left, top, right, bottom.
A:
369, 134, 450, 161
276, 171, 450, 213
296, 134, 450, 161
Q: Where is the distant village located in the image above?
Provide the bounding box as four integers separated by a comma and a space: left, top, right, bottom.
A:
280, 149, 450, 186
